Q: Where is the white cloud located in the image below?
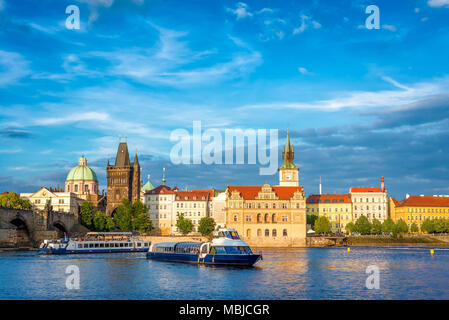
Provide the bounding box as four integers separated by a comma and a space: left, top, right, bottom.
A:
293, 14, 321, 35
298, 67, 309, 75
226, 2, 253, 20
428, 0, 449, 7
34, 112, 110, 126
0, 51, 30, 87
382, 25, 397, 32
238, 76, 449, 112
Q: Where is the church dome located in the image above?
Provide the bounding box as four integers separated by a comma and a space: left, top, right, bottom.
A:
66, 156, 98, 182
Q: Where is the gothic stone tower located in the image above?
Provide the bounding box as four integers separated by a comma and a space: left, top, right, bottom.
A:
106, 142, 141, 215
278, 129, 299, 186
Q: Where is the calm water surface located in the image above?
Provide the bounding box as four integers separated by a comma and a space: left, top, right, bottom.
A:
0, 246, 448, 299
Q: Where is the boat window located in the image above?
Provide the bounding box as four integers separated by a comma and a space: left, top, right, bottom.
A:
100, 243, 105, 248
95, 243, 99, 248
210, 246, 216, 254
213, 246, 227, 254
89, 243, 94, 248
78, 244, 82, 248
224, 246, 240, 254
120, 243, 124, 247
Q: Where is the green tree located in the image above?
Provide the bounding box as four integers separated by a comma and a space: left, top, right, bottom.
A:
307, 214, 319, 226
131, 200, 152, 233
93, 211, 114, 232
421, 218, 435, 234
80, 201, 95, 230
354, 216, 372, 235
198, 217, 216, 236
393, 219, 408, 237
434, 218, 448, 234
345, 222, 356, 234
371, 219, 383, 235
133, 211, 152, 234
382, 217, 395, 234
0, 192, 32, 209
314, 216, 331, 233
410, 223, 419, 233
176, 213, 194, 235
113, 198, 133, 231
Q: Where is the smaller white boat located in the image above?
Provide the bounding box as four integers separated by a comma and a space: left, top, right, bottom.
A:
37, 232, 151, 255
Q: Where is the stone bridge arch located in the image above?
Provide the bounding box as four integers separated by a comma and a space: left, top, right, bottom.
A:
8, 215, 32, 247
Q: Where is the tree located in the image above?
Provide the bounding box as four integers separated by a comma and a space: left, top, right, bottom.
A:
198, 217, 216, 236
314, 216, 330, 233
354, 216, 372, 235
80, 201, 95, 230
93, 211, 114, 232
131, 200, 152, 233
307, 214, 319, 226
0, 192, 32, 209
371, 219, 383, 235
410, 223, 419, 233
434, 218, 448, 234
421, 218, 435, 234
345, 222, 356, 234
382, 217, 395, 234
113, 198, 133, 231
133, 211, 152, 234
393, 219, 408, 237
176, 213, 194, 235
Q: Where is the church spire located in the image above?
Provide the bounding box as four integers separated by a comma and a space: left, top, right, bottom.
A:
162, 167, 166, 185
280, 129, 297, 169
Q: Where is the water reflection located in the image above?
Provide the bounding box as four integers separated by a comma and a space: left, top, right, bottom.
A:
0, 247, 449, 299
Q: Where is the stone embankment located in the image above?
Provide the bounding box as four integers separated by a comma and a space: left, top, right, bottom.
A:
347, 235, 449, 246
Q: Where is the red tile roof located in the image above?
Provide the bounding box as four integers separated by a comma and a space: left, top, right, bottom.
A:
350, 187, 383, 193
227, 186, 303, 200
146, 185, 175, 195
306, 194, 351, 203
175, 190, 213, 201
396, 196, 449, 207
391, 198, 401, 206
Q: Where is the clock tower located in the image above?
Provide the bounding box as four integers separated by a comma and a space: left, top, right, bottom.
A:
278, 129, 299, 186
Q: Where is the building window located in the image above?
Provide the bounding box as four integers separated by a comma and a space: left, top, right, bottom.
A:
264, 214, 269, 223
272, 214, 276, 223
74, 185, 78, 192
283, 229, 288, 237
247, 229, 251, 237
272, 229, 277, 237
233, 215, 238, 222
257, 214, 261, 223
265, 229, 269, 237
257, 229, 262, 237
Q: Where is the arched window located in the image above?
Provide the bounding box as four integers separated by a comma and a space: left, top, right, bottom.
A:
264, 214, 269, 223
257, 229, 262, 237
283, 229, 288, 237
257, 214, 261, 223
246, 229, 251, 237
233, 215, 238, 222
272, 229, 277, 237
272, 214, 276, 223
265, 229, 269, 237
74, 184, 78, 192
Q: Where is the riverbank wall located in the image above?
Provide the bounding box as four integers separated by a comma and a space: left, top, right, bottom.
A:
347, 235, 449, 246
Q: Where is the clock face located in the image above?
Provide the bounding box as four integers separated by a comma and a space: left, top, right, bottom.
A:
285, 172, 292, 180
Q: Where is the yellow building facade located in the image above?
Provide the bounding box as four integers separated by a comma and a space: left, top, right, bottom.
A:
306, 194, 353, 233
390, 195, 449, 232
225, 130, 307, 247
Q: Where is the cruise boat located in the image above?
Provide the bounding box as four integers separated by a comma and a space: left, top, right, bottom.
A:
38, 232, 151, 255
146, 228, 262, 266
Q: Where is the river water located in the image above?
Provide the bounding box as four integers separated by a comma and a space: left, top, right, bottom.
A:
0, 246, 448, 299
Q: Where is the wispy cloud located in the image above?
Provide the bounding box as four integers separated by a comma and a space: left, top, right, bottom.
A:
239, 76, 449, 111
0, 51, 30, 87
226, 2, 253, 20
293, 14, 321, 35
428, 0, 449, 8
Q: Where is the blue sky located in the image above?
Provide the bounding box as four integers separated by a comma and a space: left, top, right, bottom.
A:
1, 0, 449, 199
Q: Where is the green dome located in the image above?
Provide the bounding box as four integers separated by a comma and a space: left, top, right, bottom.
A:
142, 175, 154, 191
66, 156, 98, 182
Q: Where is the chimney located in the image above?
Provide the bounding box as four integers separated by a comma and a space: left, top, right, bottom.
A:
406, 193, 410, 199
381, 176, 385, 192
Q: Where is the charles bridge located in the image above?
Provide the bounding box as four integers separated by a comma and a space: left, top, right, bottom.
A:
0, 206, 80, 248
